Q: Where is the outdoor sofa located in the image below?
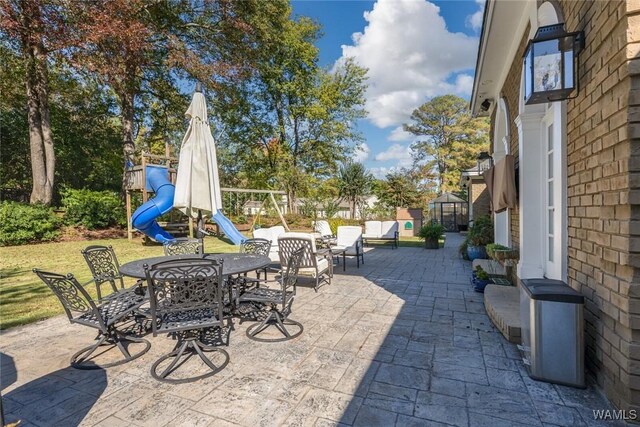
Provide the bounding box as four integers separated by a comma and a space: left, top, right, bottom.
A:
362, 220, 399, 249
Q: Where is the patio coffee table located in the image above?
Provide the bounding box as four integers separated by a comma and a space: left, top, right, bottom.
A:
119, 253, 271, 279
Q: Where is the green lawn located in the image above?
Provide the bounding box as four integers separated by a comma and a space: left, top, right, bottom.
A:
0, 236, 236, 330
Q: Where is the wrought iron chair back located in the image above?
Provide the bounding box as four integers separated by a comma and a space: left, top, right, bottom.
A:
240, 238, 271, 256
144, 258, 224, 336
81, 245, 125, 301
278, 237, 316, 269
282, 247, 303, 290
163, 238, 204, 256
33, 269, 106, 331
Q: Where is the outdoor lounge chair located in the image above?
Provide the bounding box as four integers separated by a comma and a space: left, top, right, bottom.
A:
336, 226, 364, 270
252, 226, 286, 261
240, 247, 304, 342
33, 269, 150, 369
144, 258, 229, 383
362, 220, 399, 249
163, 237, 204, 256
81, 245, 143, 302
278, 232, 331, 291
313, 220, 337, 247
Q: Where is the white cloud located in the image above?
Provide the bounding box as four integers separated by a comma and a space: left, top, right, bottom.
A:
374, 143, 413, 167
369, 166, 400, 179
336, 0, 478, 128
388, 126, 414, 142
352, 143, 370, 162
454, 74, 474, 95
466, 0, 485, 32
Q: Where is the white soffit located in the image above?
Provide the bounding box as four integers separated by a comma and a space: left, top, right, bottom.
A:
471, 0, 534, 116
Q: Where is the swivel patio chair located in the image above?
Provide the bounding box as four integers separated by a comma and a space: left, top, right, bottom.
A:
81, 245, 143, 302
240, 238, 272, 280
278, 233, 332, 291
33, 269, 150, 369
240, 247, 304, 342
144, 258, 229, 383
163, 237, 204, 256
335, 226, 365, 270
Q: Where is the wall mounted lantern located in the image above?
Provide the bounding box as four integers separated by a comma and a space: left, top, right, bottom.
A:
523, 24, 585, 105
477, 152, 493, 172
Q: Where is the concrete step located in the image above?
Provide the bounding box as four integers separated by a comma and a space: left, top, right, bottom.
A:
484, 284, 521, 343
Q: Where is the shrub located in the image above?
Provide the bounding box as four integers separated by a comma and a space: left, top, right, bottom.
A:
62, 188, 125, 230
467, 215, 494, 246
0, 202, 62, 246
418, 222, 445, 241
326, 217, 360, 234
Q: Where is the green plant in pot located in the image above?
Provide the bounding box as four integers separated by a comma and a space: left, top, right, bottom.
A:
419, 222, 445, 249
466, 215, 494, 261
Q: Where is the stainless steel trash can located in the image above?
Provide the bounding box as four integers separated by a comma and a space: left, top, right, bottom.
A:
519, 278, 585, 387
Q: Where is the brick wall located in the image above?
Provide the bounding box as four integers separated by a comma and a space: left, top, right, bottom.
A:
492, 0, 640, 413
499, 24, 529, 248
470, 180, 490, 219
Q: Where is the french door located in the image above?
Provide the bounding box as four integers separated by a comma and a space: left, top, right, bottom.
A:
543, 105, 566, 280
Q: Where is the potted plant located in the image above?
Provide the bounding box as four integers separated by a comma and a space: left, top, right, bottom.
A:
419, 222, 445, 249
473, 268, 493, 292
486, 243, 509, 260
466, 215, 494, 261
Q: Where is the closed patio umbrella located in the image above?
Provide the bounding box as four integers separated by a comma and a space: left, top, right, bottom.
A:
173, 87, 223, 220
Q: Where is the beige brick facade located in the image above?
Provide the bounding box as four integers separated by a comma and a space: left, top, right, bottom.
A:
491, 0, 640, 414
469, 179, 491, 220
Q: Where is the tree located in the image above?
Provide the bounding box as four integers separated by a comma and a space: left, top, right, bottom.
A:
404, 95, 489, 193
375, 169, 423, 209
337, 161, 372, 218
0, 0, 69, 204
213, 3, 367, 209
67, 0, 256, 181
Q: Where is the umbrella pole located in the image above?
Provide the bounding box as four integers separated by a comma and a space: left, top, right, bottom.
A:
196, 210, 205, 239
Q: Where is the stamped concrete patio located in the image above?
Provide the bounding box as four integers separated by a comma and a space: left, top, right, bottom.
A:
1, 233, 620, 426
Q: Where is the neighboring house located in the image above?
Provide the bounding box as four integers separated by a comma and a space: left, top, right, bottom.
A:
472, 0, 640, 413
242, 200, 265, 216
295, 196, 379, 219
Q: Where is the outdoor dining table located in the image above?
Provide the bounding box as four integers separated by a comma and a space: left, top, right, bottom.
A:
119, 253, 272, 279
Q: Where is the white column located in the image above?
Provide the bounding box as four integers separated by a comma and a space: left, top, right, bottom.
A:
515, 112, 546, 279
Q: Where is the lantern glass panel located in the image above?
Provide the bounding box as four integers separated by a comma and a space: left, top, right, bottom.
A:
533, 39, 562, 93
524, 47, 533, 100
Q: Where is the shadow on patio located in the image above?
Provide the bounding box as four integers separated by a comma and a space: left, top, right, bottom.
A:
0, 233, 618, 426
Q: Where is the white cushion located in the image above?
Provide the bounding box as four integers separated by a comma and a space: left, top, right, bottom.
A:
299, 258, 329, 277
314, 220, 333, 236
381, 221, 398, 238
336, 226, 362, 253
363, 221, 382, 238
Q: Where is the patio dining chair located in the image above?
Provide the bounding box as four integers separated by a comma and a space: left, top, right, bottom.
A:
163, 237, 204, 256
278, 233, 331, 291
240, 238, 272, 280
336, 226, 364, 270
144, 258, 229, 383
33, 269, 150, 369
81, 245, 143, 302
240, 247, 304, 342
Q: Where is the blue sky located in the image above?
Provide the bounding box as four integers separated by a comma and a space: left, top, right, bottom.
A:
290, 0, 484, 178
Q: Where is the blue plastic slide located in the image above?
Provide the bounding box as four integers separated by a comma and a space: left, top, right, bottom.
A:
131, 166, 175, 243
212, 210, 246, 245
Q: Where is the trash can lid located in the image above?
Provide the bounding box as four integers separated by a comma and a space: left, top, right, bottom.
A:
521, 279, 585, 304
